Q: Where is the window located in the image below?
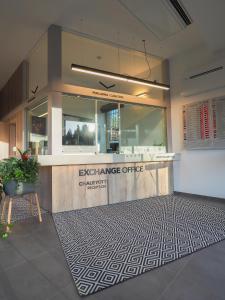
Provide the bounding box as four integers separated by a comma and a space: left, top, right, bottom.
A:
27, 100, 48, 155
62, 94, 167, 154
97, 101, 119, 153
62, 95, 96, 152
120, 104, 166, 154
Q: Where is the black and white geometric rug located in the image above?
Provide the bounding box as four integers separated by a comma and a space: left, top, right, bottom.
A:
53, 195, 225, 296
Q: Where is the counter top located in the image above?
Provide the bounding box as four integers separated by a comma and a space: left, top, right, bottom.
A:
38, 153, 180, 166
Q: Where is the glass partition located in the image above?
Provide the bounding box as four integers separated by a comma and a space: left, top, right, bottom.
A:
26, 94, 166, 155
61, 94, 167, 154
62, 95, 96, 152
27, 100, 48, 155
97, 101, 119, 153
120, 104, 166, 154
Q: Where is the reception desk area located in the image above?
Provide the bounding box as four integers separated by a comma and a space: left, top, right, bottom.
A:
37, 153, 176, 213
27, 86, 174, 213
0, 26, 173, 214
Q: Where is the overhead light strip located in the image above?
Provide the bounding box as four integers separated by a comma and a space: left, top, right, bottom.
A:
71, 64, 170, 90
38, 112, 48, 118
30, 100, 48, 111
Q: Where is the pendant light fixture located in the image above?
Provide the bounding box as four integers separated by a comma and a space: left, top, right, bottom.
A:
71, 64, 170, 90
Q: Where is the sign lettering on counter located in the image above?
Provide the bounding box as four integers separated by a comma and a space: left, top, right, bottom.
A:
79, 166, 143, 176
78, 165, 144, 190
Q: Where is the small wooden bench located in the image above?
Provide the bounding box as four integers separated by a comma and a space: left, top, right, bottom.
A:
1, 192, 42, 231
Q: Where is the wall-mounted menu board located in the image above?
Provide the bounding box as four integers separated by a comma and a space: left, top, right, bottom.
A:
183, 97, 225, 149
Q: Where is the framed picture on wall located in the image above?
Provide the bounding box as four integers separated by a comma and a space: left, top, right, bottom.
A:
31, 116, 46, 136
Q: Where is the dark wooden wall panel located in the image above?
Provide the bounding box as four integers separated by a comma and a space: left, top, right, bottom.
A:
0, 61, 28, 119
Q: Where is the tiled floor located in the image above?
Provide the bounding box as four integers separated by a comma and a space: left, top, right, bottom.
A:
1, 194, 225, 300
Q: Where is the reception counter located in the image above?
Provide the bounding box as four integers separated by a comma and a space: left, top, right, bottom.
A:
37, 153, 178, 213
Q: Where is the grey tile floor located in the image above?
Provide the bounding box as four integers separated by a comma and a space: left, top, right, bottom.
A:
1, 194, 225, 300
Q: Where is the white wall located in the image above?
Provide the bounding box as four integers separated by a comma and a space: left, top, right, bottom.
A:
170, 45, 225, 198
0, 140, 9, 160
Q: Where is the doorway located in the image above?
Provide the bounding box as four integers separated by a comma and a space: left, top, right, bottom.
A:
9, 123, 16, 156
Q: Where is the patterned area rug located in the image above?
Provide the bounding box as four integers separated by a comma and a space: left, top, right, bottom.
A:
0, 196, 47, 223
53, 195, 225, 296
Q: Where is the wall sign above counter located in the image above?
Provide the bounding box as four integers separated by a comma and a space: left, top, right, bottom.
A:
92, 90, 124, 100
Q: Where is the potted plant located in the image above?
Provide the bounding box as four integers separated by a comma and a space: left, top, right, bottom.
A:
0, 149, 40, 196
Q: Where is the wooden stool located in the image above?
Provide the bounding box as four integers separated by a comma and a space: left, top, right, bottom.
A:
1, 192, 42, 231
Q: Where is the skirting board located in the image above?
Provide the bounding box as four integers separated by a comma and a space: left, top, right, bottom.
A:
174, 191, 225, 204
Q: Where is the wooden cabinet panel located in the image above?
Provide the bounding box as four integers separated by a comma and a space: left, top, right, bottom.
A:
49, 161, 173, 213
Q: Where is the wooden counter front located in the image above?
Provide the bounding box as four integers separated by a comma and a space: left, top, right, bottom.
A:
38, 161, 173, 213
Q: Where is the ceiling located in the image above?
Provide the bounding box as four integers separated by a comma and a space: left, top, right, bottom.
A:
0, 0, 225, 90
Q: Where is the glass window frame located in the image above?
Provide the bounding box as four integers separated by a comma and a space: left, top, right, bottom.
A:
26, 98, 48, 155
25, 93, 167, 156
119, 102, 167, 154
62, 95, 97, 154
61, 93, 168, 155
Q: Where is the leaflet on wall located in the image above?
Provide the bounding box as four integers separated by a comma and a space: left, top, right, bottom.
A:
212, 98, 225, 147
183, 97, 225, 149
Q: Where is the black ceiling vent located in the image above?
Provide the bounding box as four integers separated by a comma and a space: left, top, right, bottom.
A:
169, 0, 192, 26
189, 66, 223, 80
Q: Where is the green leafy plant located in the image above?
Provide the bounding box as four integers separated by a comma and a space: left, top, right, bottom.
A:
0, 150, 39, 185
0, 177, 3, 200
0, 223, 13, 239
0, 149, 39, 239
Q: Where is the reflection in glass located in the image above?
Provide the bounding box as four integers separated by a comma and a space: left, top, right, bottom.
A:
62, 94, 167, 154
63, 116, 95, 145
27, 100, 48, 155
97, 101, 119, 153
62, 95, 96, 146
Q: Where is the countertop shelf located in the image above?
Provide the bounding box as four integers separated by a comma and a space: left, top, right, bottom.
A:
38, 153, 179, 166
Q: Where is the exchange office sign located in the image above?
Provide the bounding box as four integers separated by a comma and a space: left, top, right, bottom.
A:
78, 165, 144, 190
51, 161, 172, 212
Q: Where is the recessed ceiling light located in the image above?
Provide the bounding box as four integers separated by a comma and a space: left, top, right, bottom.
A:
136, 92, 149, 97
